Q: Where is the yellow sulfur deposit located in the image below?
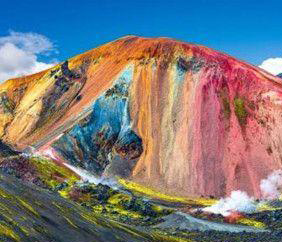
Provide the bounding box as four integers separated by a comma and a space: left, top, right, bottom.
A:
118, 178, 216, 206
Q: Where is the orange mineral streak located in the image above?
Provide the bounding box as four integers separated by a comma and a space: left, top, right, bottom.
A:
1, 36, 282, 198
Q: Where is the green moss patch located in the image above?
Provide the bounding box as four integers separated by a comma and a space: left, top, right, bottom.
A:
63, 182, 172, 226
234, 97, 248, 126
29, 156, 79, 190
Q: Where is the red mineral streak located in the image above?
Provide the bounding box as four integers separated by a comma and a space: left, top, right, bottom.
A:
224, 212, 245, 224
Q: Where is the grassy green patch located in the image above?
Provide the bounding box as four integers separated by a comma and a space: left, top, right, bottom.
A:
29, 156, 79, 190
234, 97, 248, 126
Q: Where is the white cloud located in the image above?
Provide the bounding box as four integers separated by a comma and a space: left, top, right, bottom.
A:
259, 57, 282, 75
0, 31, 58, 82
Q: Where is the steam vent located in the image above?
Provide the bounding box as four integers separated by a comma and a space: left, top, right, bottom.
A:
1, 36, 282, 198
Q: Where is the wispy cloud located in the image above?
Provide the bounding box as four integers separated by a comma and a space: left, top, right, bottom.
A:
259, 57, 282, 76
0, 31, 58, 82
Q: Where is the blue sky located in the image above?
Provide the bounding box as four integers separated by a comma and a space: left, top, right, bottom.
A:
0, 0, 282, 80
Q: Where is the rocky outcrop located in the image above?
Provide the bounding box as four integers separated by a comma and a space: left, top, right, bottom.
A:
0, 140, 19, 158
52, 66, 143, 176
1, 36, 282, 198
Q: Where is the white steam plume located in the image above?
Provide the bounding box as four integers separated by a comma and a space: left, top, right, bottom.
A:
202, 169, 282, 217
260, 169, 282, 200
202, 190, 257, 216
63, 163, 119, 189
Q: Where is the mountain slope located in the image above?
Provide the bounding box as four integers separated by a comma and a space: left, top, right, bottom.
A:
1, 36, 282, 198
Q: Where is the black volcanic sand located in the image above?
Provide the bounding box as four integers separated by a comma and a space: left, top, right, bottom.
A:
0, 172, 169, 242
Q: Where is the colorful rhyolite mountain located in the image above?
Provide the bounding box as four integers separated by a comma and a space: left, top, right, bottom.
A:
1, 36, 282, 198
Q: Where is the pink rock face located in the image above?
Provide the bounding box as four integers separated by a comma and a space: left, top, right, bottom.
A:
127, 39, 282, 198
1, 36, 282, 198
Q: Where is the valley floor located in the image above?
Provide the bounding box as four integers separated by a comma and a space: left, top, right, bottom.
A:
0, 154, 282, 242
